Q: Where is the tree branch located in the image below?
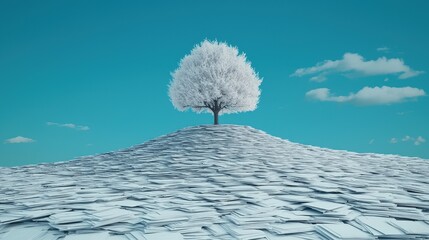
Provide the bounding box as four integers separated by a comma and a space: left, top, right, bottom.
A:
184, 105, 208, 109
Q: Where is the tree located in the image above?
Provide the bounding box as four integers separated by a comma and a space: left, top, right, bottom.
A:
168, 40, 262, 125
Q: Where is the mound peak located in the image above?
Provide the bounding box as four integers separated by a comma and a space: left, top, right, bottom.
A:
1, 125, 429, 239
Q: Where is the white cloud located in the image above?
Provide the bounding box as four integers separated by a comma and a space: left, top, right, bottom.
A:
47, 122, 90, 131
390, 135, 425, 146
5, 136, 35, 144
292, 53, 423, 81
306, 86, 425, 105
415, 136, 426, 145
402, 135, 412, 142
377, 47, 390, 52
309, 75, 327, 82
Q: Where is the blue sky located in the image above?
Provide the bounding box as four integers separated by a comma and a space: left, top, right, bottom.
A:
1, 0, 428, 166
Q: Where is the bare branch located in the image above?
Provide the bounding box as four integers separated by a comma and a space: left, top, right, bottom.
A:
183, 105, 209, 109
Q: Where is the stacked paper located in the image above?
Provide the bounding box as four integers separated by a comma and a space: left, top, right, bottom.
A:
1, 125, 429, 239
140, 210, 189, 228
126, 231, 184, 240
221, 224, 267, 240
267, 223, 314, 235
388, 219, 429, 235
303, 201, 347, 213
48, 211, 88, 225
87, 208, 139, 227
316, 223, 375, 240
203, 224, 230, 238
0, 224, 51, 240
63, 231, 110, 240
352, 216, 404, 237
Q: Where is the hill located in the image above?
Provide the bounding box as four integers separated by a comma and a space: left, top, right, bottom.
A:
1, 125, 429, 239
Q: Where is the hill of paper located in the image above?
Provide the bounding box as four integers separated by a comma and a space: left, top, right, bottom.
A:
1, 125, 429, 239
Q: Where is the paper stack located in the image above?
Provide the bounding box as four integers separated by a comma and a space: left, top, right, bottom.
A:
388, 219, 429, 236
316, 223, 375, 240
87, 208, 139, 227
125, 231, 184, 240
266, 222, 314, 235
1, 125, 429, 239
221, 224, 267, 240
140, 210, 189, 229
48, 211, 92, 231
352, 216, 404, 238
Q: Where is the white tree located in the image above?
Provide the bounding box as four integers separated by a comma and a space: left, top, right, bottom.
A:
169, 40, 262, 125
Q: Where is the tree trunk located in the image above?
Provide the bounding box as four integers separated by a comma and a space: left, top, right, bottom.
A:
213, 110, 219, 125
212, 99, 220, 125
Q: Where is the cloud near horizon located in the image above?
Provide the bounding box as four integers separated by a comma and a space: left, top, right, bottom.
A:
391, 135, 426, 145
5, 136, 35, 144
376, 47, 390, 52
306, 86, 426, 105
47, 122, 90, 131
292, 53, 423, 81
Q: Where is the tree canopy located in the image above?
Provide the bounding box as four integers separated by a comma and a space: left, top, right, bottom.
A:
169, 40, 262, 124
